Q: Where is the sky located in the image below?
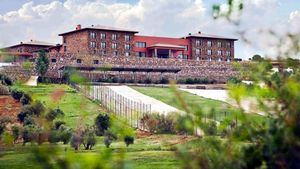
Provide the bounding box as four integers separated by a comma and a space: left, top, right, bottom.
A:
0, 0, 299, 60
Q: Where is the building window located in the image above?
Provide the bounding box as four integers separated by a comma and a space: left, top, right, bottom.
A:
207, 49, 212, 55
195, 49, 200, 55
125, 44, 131, 50
137, 52, 146, 57
217, 50, 222, 56
196, 57, 199, 61
90, 32, 96, 39
136, 42, 146, 48
101, 42, 106, 49
101, 50, 106, 55
76, 59, 82, 64
90, 41, 96, 48
226, 51, 231, 56
93, 60, 99, 64
100, 33, 106, 39
113, 51, 118, 56
227, 42, 231, 48
51, 59, 56, 63
112, 34, 117, 40
125, 52, 130, 57
217, 41, 222, 48
207, 41, 212, 47
63, 37, 66, 43
125, 35, 130, 41
196, 40, 201, 46
64, 46, 67, 52
112, 43, 117, 49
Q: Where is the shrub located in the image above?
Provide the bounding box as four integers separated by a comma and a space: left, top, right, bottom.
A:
48, 130, 60, 144
82, 127, 97, 150
0, 123, 5, 137
54, 121, 66, 130
160, 77, 169, 84
20, 93, 32, 105
144, 78, 152, 84
95, 114, 110, 136
30, 101, 45, 117
104, 130, 117, 148
140, 114, 176, 134
204, 121, 218, 136
58, 125, 72, 144
46, 108, 64, 121
22, 125, 39, 145
124, 135, 134, 147
0, 74, 12, 86
70, 132, 83, 151
185, 78, 194, 84
227, 77, 242, 84
11, 89, 24, 101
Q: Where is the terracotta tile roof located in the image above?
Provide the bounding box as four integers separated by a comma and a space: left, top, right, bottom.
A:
59, 25, 139, 36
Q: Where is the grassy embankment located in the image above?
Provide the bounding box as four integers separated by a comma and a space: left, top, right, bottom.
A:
132, 86, 265, 123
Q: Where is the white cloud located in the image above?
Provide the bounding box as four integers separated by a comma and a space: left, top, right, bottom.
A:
0, 0, 297, 60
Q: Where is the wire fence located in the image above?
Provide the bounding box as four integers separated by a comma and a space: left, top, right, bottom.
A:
75, 85, 151, 130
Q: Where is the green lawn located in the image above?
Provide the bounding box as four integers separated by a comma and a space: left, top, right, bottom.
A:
131, 86, 265, 123
12, 84, 106, 128
0, 134, 189, 169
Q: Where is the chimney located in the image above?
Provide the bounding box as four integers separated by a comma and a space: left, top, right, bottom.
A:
198, 31, 201, 34
188, 33, 192, 35
20, 42, 23, 44
91, 24, 94, 27
76, 24, 82, 30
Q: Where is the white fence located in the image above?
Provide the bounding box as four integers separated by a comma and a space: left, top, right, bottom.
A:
77, 85, 151, 129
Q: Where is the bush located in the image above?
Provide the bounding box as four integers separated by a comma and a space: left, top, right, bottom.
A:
70, 132, 83, 151
20, 93, 32, 105
58, 125, 72, 144
124, 136, 134, 147
227, 77, 242, 84
95, 114, 110, 136
140, 114, 176, 134
11, 89, 24, 101
144, 78, 152, 84
54, 121, 66, 130
22, 125, 39, 145
160, 77, 169, 84
104, 130, 117, 148
46, 108, 64, 121
185, 78, 195, 84
82, 127, 97, 150
12, 125, 20, 143
204, 121, 218, 136
0, 74, 12, 86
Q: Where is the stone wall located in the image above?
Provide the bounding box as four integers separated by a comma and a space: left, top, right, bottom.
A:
45, 53, 239, 83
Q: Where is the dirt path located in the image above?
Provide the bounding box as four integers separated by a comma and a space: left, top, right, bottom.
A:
108, 86, 180, 115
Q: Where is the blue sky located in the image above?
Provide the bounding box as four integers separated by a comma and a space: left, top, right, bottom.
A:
0, 0, 299, 59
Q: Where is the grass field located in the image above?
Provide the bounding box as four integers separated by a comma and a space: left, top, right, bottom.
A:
132, 86, 265, 123
11, 84, 106, 128
0, 134, 193, 169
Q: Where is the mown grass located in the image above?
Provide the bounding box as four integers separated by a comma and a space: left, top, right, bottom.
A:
11, 84, 106, 128
131, 86, 265, 123
0, 134, 190, 169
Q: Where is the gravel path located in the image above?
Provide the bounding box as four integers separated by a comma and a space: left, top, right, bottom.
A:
108, 86, 180, 115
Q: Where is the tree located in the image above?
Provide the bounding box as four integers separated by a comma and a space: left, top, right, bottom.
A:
11, 89, 24, 101
46, 108, 64, 121
95, 114, 110, 136
20, 93, 32, 105
82, 127, 97, 150
251, 54, 264, 61
124, 136, 134, 147
36, 50, 49, 79
70, 132, 83, 151
104, 130, 117, 148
